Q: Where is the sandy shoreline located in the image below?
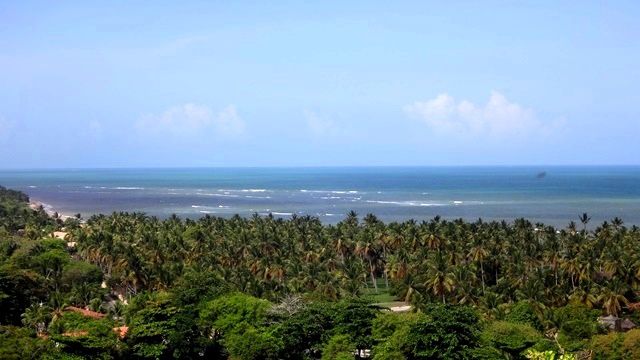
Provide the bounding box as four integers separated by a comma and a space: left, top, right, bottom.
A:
29, 200, 73, 221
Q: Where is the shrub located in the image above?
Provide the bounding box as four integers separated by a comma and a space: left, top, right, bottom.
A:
481, 320, 542, 359
0, 325, 54, 360
621, 329, 640, 359
505, 301, 543, 331
224, 327, 281, 360
199, 292, 271, 335
322, 334, 355, 360
405, 304, 480, 359
590, 332, 623, 360
553, 303, 600, 352
61, 261, 102, 289
49, 312, 119, 359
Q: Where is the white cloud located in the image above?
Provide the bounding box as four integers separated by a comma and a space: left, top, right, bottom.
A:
404, 91, 562, 138
215, 105, 245, 135
138, 103, 245, 136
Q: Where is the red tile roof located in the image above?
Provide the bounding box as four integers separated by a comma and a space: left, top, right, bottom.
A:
65, 306, 106, 319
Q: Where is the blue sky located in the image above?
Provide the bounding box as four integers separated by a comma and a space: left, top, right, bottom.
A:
0, 1, 638, 168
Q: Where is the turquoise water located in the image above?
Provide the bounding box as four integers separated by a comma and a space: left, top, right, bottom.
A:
1, 167, 639, 226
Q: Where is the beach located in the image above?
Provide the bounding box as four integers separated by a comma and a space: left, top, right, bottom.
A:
28, 199, 73, 221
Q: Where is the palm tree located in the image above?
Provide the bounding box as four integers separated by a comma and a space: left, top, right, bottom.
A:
598, 280, 629, 316
579, 213, 591, 232
425, 252, 455, 304
355, 241, 379, 293
468, 244, 488, 294
22, 303, 52, 335
62, 205, 640, 324
569, 286, 598, 308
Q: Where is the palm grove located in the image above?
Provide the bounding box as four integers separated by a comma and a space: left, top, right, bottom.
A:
2, 185, 640, 359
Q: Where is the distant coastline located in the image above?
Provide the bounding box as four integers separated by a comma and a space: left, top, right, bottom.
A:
28, 199, 73, 221
3, 166, 639, 226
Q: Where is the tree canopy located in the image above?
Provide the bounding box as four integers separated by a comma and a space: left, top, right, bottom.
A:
1, 186, 640, 359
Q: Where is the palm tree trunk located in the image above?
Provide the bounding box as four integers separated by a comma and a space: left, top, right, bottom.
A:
384, 271, 389, 290
369, 259, 378, 293
382, 246, 389, 289
480, 261, 485, 295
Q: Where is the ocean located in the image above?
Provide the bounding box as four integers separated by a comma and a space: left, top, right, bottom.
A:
1, 166, 639, 227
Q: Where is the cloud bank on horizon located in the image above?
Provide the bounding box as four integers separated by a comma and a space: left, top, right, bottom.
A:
405, 92, 565, 140
137, 104, 245, 138
0, 1, 638, 167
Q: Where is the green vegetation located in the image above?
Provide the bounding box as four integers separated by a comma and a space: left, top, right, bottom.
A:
2, 186, 640, 358
0, 185, 54, 237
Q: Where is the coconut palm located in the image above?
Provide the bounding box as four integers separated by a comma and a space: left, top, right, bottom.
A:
21, 303, 52, 335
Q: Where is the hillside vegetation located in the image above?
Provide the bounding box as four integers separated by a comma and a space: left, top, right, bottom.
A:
1, 186, 640, 359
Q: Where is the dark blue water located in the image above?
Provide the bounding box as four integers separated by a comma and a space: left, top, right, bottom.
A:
1, 167, 639, 226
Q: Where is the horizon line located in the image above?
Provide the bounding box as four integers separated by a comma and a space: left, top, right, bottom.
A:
1, 164, 640, 171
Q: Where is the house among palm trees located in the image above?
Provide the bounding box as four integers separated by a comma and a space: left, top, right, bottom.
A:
63, 306, 129, 339
598, 315, 637, 332
621, 318, 637, 332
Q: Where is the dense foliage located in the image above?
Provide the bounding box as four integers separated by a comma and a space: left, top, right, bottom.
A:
68, 209, 640, 315
0, 185, 53, 235
1, 186, 640, 359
